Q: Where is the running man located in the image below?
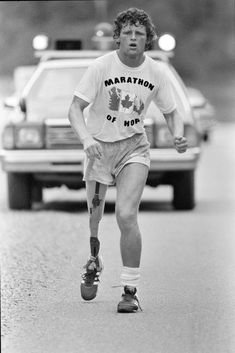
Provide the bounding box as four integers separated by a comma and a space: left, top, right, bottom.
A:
68, 7, 187, 313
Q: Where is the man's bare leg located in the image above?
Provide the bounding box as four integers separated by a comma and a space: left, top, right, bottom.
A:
115, 163, 148, 312
115, 163, 148, 268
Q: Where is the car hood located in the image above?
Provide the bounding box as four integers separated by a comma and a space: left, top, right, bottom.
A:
26, 99, 71, 121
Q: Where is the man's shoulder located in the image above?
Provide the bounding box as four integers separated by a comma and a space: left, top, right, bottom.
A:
145, 55, 169, 81
92, 51, 116, 66
145, 54, 163, 69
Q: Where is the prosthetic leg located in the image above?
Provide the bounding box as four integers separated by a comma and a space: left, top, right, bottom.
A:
81, 182, 107, 301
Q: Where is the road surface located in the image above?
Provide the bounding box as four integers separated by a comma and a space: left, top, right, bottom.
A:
1, 123, 235, 353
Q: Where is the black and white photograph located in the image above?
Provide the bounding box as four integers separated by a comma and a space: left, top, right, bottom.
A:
0, 1, 234, 352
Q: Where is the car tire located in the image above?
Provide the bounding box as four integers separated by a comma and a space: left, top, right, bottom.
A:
32, 182, 43, 203
203, 132, 209, 142
173, 170, 195, 210
7, 172, 32, 209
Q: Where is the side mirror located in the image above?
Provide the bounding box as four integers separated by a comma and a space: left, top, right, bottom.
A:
4, 96, 19, 109
187, 87, 206, 109
19, 97, 27, 113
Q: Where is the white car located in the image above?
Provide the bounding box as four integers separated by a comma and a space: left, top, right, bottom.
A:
187, 86, 216, 141
0, 49, 201, 210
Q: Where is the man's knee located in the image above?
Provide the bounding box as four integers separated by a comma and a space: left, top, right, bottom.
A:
116, 204, 137, 230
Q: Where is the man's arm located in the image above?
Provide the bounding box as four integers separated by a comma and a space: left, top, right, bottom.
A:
68, 96, 103, 159
163, 109, 188, 153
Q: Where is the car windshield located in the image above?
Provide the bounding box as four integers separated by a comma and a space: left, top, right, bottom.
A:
25, 61, 191, 122
26, 66, 86, 120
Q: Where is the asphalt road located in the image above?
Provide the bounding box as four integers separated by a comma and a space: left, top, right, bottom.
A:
1, 123, 235, 353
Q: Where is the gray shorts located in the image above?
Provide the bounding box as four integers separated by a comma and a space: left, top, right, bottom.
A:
83, 133, 150, 186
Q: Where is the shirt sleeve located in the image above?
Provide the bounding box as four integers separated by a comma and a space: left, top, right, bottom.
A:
153, 69, 176, 114
74, 62, 101, 103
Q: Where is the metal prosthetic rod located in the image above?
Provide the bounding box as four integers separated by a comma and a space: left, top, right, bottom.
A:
90, 182, 101, 257
92, 182, 101, 208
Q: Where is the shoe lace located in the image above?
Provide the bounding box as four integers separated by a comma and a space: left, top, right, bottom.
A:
122, 293, 143, 312
134, 295, 143, 312
84, 256, 97, 271
112, 285, 143, 312
82, 269, 99, 285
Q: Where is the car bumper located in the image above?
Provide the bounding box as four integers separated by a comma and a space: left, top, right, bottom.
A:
149, 147, 200, 170
0, 147, 200, 173
0, 149, 85, 173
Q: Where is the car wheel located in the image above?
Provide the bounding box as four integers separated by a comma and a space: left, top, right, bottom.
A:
32, 182, 43, 203
7, 172, 32, 209
173, 170, 195, 210
203, 132, 209, 142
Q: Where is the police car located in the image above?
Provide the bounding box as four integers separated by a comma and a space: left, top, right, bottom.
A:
0, 30, 201, 210
187, 86, 216, 141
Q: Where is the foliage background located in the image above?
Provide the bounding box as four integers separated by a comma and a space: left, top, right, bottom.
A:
0, 0, 234, 121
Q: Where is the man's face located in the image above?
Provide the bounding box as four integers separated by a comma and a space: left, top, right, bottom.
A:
118, 22, 147, 56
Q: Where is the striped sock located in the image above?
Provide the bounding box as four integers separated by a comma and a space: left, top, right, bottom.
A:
120, 266, 140, 289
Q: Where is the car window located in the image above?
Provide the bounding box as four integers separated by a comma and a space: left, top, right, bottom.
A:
28, 67, 86, 101
25, 61, 191, 122
26, 66, 87, 120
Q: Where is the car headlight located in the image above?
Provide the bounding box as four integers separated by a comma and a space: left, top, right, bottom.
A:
15, 124, 44, 149
184, 124, 200, 147
156, 126, 174, 147
2, 125, 15, 149
155, 124, 199, 148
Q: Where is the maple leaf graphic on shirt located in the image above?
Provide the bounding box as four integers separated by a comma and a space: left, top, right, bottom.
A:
108, 87, 121, 110
121, 94, 133, 109
133, 101, 144, 115
108, 88, 143, 115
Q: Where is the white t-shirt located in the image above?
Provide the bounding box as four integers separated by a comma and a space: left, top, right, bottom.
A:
74, 51, 176, 142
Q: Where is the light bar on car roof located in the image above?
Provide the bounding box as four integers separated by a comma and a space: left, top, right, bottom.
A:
158, 33, 176, 52
32, 34, 50, 51
55, 39, 82, 50
91, 22, 114, 50
32, 35, 82, 52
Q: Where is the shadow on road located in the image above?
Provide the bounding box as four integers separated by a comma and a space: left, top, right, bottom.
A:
33, 199, 174, 213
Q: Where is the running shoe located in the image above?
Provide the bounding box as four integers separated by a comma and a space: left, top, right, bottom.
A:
117, 286, 142, 313
80, 255, 103, 301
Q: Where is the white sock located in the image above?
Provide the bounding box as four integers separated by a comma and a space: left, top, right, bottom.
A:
120, 266, 140, 288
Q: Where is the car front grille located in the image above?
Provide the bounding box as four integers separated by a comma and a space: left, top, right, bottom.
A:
45, 123, 154, 149
45, 125, 83, 149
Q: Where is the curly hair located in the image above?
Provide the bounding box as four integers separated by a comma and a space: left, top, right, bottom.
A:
113, 8, 157, 50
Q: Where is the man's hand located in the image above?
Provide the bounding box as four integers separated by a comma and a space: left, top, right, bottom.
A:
83, 136, 103, 160
174, 136, 188, 153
